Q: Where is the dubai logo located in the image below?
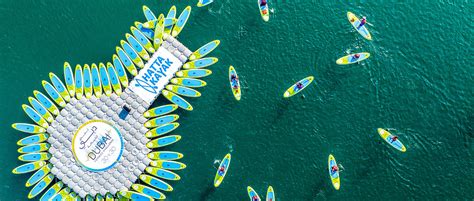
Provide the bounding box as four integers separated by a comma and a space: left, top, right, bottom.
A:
11, 4, 220, 200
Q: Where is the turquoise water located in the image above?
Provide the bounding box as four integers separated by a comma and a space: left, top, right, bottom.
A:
0, 0, 473, 200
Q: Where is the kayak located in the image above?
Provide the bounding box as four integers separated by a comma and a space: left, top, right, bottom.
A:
347, 12, 372, 40
214, 153, 231, 187
229, 66, 241, 101
328, 154, 340, 190
172, 6, 191, 37
189, 40, 220, 61
258, 0, 269, 22
247, 186, 261, 201
266, 186, 275, 201
336, 52, 370, 65
283, 76, 314, 98
197, 0, 214, 7
377, 128, 407, 152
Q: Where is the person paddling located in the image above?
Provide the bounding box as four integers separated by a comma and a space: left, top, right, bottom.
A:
260, 0, 267, 7
391, 136, 398, 142
295, 82, 303, 90
331, 165, 339, 174
357, 16, 367, 29
218, 165, 225, 176
352, 53, 361, 61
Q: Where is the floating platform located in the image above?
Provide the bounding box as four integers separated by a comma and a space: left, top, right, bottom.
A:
12, 4, 220, 200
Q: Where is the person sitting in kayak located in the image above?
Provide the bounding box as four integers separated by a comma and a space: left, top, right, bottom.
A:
295, 82, 304, 90
352, 53, 361, 61
391, 136, 398, 142
218, 165, 225, 176
331, 165, 339, 174
260, 0, 267, 7
252, 195, 259, 201
357, 16, 367, 29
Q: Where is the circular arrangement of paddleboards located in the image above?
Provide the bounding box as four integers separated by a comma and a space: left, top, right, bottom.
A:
11, 4, 220, 200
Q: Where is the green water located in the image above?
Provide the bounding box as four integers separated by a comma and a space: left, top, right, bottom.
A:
0, 0, 473, 200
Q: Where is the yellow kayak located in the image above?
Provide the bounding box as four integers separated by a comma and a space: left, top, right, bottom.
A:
347, 12, 372, 40
283, 76, 314, 98
378, 128, 407, 152
229, 66, 241, 100
328, 154, 340, 190
214, 153, 231, 187
336, 52, 370, 65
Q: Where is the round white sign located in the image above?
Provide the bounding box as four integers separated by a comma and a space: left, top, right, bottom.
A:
72, 120, 123, 172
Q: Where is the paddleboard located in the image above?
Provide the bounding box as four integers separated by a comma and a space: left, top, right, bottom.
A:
183, 57, 218, 69
26, 163, 52, 187
99, 63, 112, 96
197, 0, 214, 7
171, 78, 207, 88
229, 66, 241, 101
145, 167, 181, 180
214, 153, 231, 187
135, 21, 154, 40
147, 135, 181, 148
131, 26, 155, 53
176, 69, 212, 78
266, 186, 275, 201
28, 97, 53, 123
258, 0, 270, 22
18, 143, 50, 154
82, 64, 93, 98
139, 174, 173, 191
144, 114, 179, 128
112, 54, 129, 87
105, 193, 114, 201
162, 89, 193, 111
144, 104, 179, 118
51, 187, 71, 201
40, 181, 63, 201
33, 90, 59, 116
19, 152, 51, 162
336, 52, 370, 65
145, 123, 180, 138
91, 64, 102, 97
121, 40, 144, 68
143, 5, 157, 21
49, 73, 70, 102
189, 40, 220, 60
166, 84, 201, 97
17, 133, 49, 146
63, 62, 75, 97
42, 81, 66, 107
28, 173, 53, 199
248, 186, 261, 201
12, 123, 46, 134
347, 12, 372, 40
328, 154, 340, 190
107, 62, 122, 95
150, 160, 186, 170
153, 14, 165, 50
283, 76, 314, 98
119, 190, 153, 201
148, 151, 183, 161
378, 128, 407, 152
22, 104, 48, 128
164, 6, 177, 35
74, 64, 83, 99
131, 184, 166, 200
126, 33, 149, 61
12, 161, 46, 174
172, 6, 191, 37
116, 46, 138, 75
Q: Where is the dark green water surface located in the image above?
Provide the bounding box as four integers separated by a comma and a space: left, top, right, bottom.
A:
0, 0, 472, 200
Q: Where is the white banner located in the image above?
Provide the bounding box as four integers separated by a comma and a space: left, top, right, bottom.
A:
129, 47, 183, 105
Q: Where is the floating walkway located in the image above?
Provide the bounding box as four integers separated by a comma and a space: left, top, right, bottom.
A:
12, 4, 219, 200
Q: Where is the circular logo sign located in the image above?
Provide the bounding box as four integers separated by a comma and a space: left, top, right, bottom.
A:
72, 120, 123, 172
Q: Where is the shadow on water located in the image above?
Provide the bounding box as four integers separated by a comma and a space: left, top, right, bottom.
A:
306, 178, 329, 201
198, 183, 216, 201
270, 99, 291, 124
